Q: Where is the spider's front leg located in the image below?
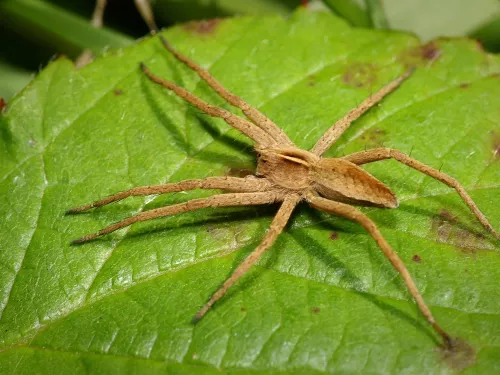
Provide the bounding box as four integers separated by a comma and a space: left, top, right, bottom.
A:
343, 147, 500, 240
311, 69, 413, 157
157, 36, 293, 146
70, 191, 283, 244
305, 191, 453, 348
67, 176, 271, 213
140, 64, 277, 148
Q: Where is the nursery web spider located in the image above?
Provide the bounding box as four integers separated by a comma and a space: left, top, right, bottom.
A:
68, 36, 499, 349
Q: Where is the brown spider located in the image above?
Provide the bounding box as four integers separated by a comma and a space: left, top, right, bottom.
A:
68, 36, 499, 349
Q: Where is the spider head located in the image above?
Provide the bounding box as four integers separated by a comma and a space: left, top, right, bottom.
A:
255, 147, 318, 190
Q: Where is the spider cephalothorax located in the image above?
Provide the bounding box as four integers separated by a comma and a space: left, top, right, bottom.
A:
68, 35, 499, 349
255, 147, 317, 189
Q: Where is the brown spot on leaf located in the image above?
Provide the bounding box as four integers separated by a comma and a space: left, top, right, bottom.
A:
439, 209, 457, 222
343, 63, 377, 88
359, 128, 387, 148
421, 42, 441, 61
113, 89, 123, 96
205, 224, 231, 241
329, 232, 339, 240
431, 209, 492, 253
240, 306, 246, 312
459, 83, 470, 89
455, 230, 487, 251
399, 41, 441, 68
307, 74, 316, 87
204, 222, 249, 254
412, 254, 421, 263
183, 19, 221, 35
0, 98, 6, 112
438, 338, 476, 371
312, 307, 320, 314
491, 131, 500, 159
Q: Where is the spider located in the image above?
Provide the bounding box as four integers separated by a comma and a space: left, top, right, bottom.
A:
68, 36, 499, 349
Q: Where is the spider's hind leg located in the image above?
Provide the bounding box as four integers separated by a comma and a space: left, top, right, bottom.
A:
306, 191, 453, 348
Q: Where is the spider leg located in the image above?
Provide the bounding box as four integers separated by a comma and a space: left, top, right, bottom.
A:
141, 64, 276, 148
343, 148, 500, 240
66, 176, 271, 213
193, 194, 301, 322
158, 36, 294, 147
305, 191, 453, 348
134, 0, 158, 32
71, 191, 284, 245
90, 0, 106, 27
75, 0, 108, 68
311, 69, 413, 157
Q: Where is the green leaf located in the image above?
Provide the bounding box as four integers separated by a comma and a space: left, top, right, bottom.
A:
1, 9, 500, 374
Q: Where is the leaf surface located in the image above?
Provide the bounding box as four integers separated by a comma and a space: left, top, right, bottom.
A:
1, 10, 500, 375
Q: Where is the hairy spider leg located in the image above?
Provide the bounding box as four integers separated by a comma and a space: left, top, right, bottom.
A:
194, 194, 301, 322
312, 69, 413, 156
343, 148, 500, 240
71, 192, 284, 244
158, 36, 294, 147
67, 176, 271, 214
306, 191, 453, 348
141, 63, 276, 148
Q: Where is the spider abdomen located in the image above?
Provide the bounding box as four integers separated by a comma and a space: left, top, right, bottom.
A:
312, 158, 398, 208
